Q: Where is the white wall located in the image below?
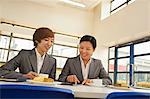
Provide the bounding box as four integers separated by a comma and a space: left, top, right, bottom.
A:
148, 1, 150, 32
94, 0, 150, 47
93, 0, 150, 70
93, 45, 108, 71
90, 1, 108, 71
0, 0, 94, 36
0, 3, 1, 19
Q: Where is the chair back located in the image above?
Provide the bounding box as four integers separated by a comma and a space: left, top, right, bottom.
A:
106, 92, 150, 99
0, 84, 74, 99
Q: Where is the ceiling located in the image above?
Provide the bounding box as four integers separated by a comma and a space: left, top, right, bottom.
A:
26, 0, 102, 10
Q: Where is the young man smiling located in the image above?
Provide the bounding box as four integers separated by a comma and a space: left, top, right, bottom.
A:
0, 27, 56, 80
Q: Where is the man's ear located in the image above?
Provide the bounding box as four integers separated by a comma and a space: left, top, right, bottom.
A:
93, 48, 96, 52
35, 40, 39, 43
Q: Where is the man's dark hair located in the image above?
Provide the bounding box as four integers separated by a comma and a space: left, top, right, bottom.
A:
80, 35, 97, 49
33, 27, 54, 47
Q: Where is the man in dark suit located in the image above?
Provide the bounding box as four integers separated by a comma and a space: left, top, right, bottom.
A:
0, 27, 56, 80
58, 35, 112, 85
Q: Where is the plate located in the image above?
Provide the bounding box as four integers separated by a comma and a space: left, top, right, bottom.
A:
132, 86, 150, 90
27, 80, 61, 85
86, 83, 104, 87
106, 85, 131, 90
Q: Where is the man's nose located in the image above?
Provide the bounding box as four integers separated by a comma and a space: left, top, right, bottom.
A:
48, 41, 52, 46
82, 49, 87, 53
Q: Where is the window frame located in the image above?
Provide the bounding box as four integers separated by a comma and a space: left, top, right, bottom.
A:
108, 36, 150, 86
0, 21, 80, 69
110, 0, 135, 14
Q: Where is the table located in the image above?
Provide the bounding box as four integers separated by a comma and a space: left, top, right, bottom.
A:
0, 81, 149, 99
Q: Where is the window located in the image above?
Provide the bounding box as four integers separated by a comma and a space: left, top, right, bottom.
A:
134, 55, 150, 71
109, 59, 114, 72
110, 0, 136, 14
134, 46, 150, 85
108, 36, 150, 88
134, 41, 150, 55
109, 73, 114, 83
101, 0, 136, 20
117, 73, 129, 84
53, 44, 77, 57
55, 33, 79, 46
108, 47, 115, 82
135, 73, 150, 82
109, 47, 115, 59
0, 22, 80, 70
10, 38, 33, 50
54, 56, 67, 68
118, 46, 130, 57
0, 49, 8, 62
117, 58, 129, 72
111, 0, 127, 11
0, 36, 10, 49
8, 51, 19, 61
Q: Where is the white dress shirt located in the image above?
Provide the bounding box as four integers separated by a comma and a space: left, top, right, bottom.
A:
35, 48, 45, 74
80, 56, 92, 80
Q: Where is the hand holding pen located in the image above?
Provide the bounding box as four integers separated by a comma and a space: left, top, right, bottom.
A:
67, 75, 80, 84
23, 71, 38, 79
82, 79, 93, 85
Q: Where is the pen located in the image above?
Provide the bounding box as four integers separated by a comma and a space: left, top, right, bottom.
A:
73, 75, 78, 85
74, 81, 77, 85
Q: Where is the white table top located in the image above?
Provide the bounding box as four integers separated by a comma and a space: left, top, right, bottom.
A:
0, 81, 150, 99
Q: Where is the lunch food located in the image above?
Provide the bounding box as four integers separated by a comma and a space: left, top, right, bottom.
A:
33, 77, 54, 82
137, 82, 150, 88
114, 83, 129, 88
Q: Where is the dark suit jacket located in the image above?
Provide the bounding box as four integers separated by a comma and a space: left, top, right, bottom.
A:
58, 56, 112, 85
0, 49, 56, 79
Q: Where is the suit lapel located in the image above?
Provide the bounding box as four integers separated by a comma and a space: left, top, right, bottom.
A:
88, 59, 95, 78
40, 54, 50, 73
74, 56, 84, 81
29, 49, 37, 72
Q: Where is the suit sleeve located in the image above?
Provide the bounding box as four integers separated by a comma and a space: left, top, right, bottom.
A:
58, 59, 70, 82
0, 50, 24, 79
99, 61, 112, 85
49, 58, 56, 80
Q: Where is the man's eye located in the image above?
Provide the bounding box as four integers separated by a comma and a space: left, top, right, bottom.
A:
45, 39, 48, 41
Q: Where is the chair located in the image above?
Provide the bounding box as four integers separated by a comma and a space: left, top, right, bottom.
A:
0, 84, 74, 99
106, 92, 150, 99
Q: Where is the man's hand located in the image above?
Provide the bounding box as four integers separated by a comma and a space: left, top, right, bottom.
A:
23, 71, 38, 79
67, 75, 80, 84
82, 79, 93, 85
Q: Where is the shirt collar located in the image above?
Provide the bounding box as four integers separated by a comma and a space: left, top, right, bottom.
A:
79, 55, 92, 66
35, 48, 45, 59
